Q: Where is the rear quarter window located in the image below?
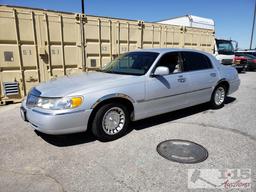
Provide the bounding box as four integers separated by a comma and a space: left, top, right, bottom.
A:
238, 52, 256, 57
181, 52, 213, 72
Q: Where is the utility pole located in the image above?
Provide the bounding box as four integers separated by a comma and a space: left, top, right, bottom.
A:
81, 0, 85, 14
250, 0, 256, 49
80, 0, 86, 70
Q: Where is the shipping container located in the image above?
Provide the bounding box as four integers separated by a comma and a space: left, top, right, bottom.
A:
0, 5, 215, 104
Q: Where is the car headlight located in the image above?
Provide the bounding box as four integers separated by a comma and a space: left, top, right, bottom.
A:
37, 96, 83, 110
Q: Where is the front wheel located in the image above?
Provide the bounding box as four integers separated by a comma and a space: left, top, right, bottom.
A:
91, 103, 130, 141
210, 85, 227, 109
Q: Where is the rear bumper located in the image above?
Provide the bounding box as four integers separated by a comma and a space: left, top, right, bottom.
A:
21, 101, 92, 135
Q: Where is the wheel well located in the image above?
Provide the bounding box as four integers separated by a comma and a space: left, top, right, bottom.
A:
87, 97, 134, 130
217, 80, 230, 93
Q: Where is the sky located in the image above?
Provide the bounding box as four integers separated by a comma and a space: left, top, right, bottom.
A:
0, 0, 255, 49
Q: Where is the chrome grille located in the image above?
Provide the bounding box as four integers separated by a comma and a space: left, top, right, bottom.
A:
3, 82, 19, 96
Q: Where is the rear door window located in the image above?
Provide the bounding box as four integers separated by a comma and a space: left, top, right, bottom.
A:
181, 52, 213, 72
157, 52, 182, 74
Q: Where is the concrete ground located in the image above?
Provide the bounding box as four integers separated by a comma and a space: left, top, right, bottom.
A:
0, 72, 255, 192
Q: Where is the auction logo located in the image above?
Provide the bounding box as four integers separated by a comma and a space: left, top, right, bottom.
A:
188, 169, 251, 189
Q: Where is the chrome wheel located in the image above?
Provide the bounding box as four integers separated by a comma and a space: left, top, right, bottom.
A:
214, 87, 225, 106
102, 107, 125, 135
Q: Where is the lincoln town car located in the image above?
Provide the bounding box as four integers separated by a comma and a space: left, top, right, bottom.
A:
20, 48, 240, 141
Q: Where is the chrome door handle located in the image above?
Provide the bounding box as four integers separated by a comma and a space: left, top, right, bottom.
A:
210, 73, 216, 77
177, 78, 186, 83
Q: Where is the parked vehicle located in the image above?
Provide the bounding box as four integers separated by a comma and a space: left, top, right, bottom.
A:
234, 54, 247, 64
244, 54, 256, 71
20, 48, 240, 141
236, 50, 256, 57
235, 52, 256, 71
234, 54, 247, 72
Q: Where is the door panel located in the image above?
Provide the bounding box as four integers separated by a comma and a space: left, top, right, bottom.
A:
181, 51, 219, 105
186, 69, 218, 104
144, 52, 191, 117
145, 73, 189, 117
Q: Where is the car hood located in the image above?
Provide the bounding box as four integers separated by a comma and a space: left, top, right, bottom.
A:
35, 72, 138, 97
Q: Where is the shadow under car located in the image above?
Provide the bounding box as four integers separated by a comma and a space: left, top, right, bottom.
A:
36, 96, 236, 147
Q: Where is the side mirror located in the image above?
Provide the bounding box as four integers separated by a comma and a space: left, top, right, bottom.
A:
153, 66, 169, 76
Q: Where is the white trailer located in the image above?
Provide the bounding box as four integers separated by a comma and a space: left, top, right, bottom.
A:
158, 15, 236, 66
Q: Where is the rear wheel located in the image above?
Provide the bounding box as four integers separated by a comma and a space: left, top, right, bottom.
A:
91, 103, 130, 141
210, 85, 227, 109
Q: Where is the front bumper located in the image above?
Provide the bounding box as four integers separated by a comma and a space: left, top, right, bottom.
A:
20, 101, 92, 135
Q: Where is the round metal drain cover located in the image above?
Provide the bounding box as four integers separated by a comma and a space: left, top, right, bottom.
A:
157, 139, 208, 164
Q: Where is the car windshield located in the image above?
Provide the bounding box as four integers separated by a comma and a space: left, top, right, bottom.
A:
216, 40, 234, 55
99, 52, 159, 75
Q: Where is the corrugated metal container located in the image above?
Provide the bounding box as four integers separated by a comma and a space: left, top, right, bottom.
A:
0, 5, 215, 103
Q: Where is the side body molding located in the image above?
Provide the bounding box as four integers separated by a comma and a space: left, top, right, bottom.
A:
90, 93, 136, 109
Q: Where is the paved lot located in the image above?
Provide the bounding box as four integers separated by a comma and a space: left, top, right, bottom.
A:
0, 72, 256, 192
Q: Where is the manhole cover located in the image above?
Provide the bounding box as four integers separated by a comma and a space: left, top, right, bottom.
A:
157, 139, 208, 164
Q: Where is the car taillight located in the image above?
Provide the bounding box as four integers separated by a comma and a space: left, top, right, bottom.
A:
252, 59, 256, 63
235, 55, 246, 59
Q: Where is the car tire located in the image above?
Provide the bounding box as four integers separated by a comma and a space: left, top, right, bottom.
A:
91, 103, 130, 141
236, 68, 242, 73
210, 85, 227, 109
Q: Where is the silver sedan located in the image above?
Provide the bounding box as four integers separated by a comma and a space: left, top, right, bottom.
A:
20, 48, 240, 141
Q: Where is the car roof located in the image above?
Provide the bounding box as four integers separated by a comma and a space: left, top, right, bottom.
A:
133, 48, 209, 55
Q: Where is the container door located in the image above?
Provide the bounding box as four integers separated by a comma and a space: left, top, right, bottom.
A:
39, 13, 83, 81
0, 9, 42, 98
